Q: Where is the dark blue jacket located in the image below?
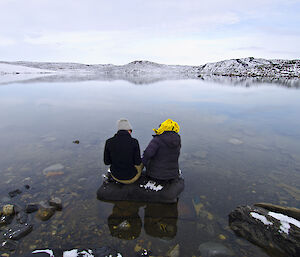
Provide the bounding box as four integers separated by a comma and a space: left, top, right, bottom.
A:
142, 131, 181, 180
104, 130, 141, 180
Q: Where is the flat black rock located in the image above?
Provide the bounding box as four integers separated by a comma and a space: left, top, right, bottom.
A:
97, 174, 184, 203
3, 223, 33, 240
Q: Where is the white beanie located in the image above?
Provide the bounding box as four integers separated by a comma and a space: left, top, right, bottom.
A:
117, 119, 133, 131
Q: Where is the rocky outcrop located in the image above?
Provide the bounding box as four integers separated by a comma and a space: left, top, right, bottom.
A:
228, 204, 300, 257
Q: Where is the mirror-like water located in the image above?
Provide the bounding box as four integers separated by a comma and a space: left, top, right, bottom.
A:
0, 80, 299, 257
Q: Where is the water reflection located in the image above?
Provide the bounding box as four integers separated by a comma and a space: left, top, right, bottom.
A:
107, 202, 143, 240
144, 202, 178, 239
1, 74, 300, 88
105, 201, 178, 240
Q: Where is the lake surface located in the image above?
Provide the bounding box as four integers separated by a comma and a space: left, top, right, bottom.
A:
0, 79, 300, 257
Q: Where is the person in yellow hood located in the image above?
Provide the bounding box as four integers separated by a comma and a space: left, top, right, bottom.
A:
142, 119, 181, 180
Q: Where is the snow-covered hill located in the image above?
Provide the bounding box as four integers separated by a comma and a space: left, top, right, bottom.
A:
200, 57, 300, 78
1, 58, 299, 78
0, 58, 299, 86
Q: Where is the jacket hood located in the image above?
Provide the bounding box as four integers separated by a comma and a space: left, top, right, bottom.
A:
158, 131, 181, 148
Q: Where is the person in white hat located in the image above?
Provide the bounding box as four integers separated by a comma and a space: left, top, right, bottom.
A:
104, 119, 143, 184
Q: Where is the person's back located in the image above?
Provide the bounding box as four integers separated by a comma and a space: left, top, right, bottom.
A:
104, 119, 142, 183
142, 119, 181, 180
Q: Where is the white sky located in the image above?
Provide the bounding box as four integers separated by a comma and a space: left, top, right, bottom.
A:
0, 0, 300, 65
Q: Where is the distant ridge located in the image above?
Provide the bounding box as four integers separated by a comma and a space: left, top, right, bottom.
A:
1, 57, 300, 78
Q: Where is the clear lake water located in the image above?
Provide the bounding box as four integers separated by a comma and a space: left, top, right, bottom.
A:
0, 79, 300, 256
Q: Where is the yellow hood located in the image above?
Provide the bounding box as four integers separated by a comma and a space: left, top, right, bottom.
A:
153, 119, 180, 135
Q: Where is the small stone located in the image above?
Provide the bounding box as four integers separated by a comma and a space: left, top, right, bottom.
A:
228, 138, 243, 145
36, 201, 56, 221
3, 205, 14, 216
36, 208, 55, 221
49, 197, 62, 211
0, 239, 17, 252
25, 204, 39, 213
43, 163, 64, 174
219, 234, 226, 240
8, 189, 22, 198
117, 220, 131, 230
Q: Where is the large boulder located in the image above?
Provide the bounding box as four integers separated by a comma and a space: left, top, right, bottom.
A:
97, 174, 184, 203
228, 204, 300, 257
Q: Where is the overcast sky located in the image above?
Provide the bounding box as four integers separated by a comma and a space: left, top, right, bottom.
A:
0, 0, 299, 65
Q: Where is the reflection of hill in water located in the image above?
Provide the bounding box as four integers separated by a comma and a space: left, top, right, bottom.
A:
1, 73, 300, 88
201, 75, 300, 88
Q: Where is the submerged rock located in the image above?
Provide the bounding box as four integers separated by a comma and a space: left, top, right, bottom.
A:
49, 197, 62, 211
117, 220, 131, 230
198, 242, 234, 257
25, 204, 39, 213
2, 204, 14, 216
0, 239, 18, 251
229, 205, 300, 257
3, 223, 33, 240
228, 138, 243, 145
8, 189, 22, 198
0, 215, 13, 226
16, 211, 28, 224
43, 163, 64, 173
36, 201, 55, 221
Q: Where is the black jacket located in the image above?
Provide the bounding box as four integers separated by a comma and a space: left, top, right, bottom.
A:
104, 130, 142, 180
142, 131, 181, 180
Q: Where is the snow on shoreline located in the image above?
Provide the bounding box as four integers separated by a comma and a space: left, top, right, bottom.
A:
0, 63, 54, 75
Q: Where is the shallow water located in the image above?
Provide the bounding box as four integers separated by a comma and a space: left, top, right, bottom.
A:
0, 79, 300, 256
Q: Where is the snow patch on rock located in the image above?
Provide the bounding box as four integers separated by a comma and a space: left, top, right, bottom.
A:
140, 181, 163, 191
250, 212, 273, 226
268, 211, 300, 234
